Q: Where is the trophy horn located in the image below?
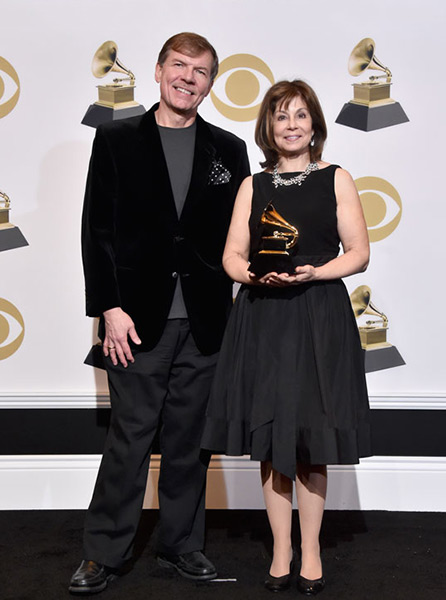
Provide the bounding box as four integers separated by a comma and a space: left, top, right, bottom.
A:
348, 37, 392, 81
91, 41, 135, 83
261, 203, 299, 249
350, 285, 388, 328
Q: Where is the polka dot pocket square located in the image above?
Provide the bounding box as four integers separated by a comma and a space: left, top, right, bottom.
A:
208, 158, 232, 185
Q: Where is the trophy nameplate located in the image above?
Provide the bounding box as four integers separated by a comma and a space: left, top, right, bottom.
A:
82, 41, 146, 128
350, 285, 405, 373
249, 203, 298, 276
0, 190, 28, 252
336, 38, 409, 132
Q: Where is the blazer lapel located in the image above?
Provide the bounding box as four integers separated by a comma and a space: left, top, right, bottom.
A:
180, 114, 215, 223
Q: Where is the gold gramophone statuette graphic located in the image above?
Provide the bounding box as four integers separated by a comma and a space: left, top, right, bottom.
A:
82, 40, 146, 128
0, 190, 11, 227
336, 38, 409, 132
0, 189, 28, 252
350, 285, 405, 372
351, 284, 389, 348
249, 203, 299, 276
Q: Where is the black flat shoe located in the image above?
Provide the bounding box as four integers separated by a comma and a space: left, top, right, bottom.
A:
157, 550, 217, 580
264, 553, 295, 592
265, 571, 292, 592
68, 560, 117, 595
296, 574, 325, 595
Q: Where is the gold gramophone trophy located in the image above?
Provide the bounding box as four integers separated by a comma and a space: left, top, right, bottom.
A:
350, 285, 405, 372
0, 190, 28, 252
336, 38, 409, 131
249, 203, 299, 276
82, 40, 146, 128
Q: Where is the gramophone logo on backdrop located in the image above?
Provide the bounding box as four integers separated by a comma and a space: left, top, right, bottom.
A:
0, 298, 25, 360
0, 56, 20, 118
0, 189, 28, 252
336, 38, 409, 131
354, 176, 402, 242
350, 286, 405, 373
82, 41, 146, 128
210, 54, 274, 122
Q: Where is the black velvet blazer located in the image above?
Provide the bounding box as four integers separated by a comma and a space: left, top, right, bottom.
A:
82, 104, 250, 354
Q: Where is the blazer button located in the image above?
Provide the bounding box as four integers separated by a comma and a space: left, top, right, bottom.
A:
172, 272, 178, 279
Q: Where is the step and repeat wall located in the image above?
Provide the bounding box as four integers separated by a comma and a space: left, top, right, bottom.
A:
1, 0, 445, 510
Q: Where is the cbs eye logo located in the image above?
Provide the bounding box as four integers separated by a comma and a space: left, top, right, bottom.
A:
0, 56, 20, 119
210, 54, 274, 122
0, 298, 25, 360
355, 176, 402, 242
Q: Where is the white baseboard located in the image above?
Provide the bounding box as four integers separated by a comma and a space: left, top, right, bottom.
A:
1, 392, 445, 409
1, 455, 445, 512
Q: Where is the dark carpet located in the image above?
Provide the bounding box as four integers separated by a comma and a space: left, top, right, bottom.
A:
0, 510, 445, 599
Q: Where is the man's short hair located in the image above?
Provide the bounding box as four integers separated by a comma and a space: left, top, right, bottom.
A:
157, 32, 219, 81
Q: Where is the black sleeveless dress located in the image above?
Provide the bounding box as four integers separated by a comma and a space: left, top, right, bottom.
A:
201, 165, 371, 480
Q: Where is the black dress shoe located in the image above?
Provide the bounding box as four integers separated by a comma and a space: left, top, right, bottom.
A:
264, 553, 295, 592
296, 574, 326, 595
68, 560, 116, 595
157, 550, 217, 580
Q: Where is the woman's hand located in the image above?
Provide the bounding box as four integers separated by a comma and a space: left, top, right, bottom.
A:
248, 271, 281, 286
248, 265, 318, 287
281, 265, 319, 284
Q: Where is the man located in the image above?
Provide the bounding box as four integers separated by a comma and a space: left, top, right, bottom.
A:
69, 32, 250, 594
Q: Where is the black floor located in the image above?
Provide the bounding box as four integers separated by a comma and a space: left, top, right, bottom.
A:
1, 510, 445, 599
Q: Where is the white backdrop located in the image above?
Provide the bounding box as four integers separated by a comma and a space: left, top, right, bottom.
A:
1, 0, 445, 400
1, 0, 446, 509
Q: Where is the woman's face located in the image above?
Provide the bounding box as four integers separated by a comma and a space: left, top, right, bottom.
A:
272, 95, 314, 158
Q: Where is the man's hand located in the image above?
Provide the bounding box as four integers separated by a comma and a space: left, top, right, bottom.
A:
103, 307, 142, 367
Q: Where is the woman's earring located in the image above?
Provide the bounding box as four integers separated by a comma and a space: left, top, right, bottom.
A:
310, 135, 315, 147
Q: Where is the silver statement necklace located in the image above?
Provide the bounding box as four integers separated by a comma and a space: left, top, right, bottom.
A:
272, 161, 319, 189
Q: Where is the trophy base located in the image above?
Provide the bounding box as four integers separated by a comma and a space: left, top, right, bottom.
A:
81, 103, 146, 128
84, 343, 106, 370
363, 344, 405, 373
335, 101, 409, 131
249, 252, 295, 277
0, 225, 29, 252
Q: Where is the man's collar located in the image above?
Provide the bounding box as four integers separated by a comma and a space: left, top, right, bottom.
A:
140, 103, 210, 143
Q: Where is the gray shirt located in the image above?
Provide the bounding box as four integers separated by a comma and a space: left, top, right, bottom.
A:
158, 122, 196, 318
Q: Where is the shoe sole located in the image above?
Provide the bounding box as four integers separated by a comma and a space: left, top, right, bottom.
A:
296, 577, 325, 596
68, 574, 117, 594
157, 556, 217, 581
265, 582, 291, 592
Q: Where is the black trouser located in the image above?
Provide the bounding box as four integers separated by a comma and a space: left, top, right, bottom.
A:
83, 319, 218, 568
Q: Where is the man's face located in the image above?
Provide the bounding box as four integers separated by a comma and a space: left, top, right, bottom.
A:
155, 49, 214, 118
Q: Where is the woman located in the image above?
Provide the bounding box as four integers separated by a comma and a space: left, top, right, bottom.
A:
202, 80, 371, 595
